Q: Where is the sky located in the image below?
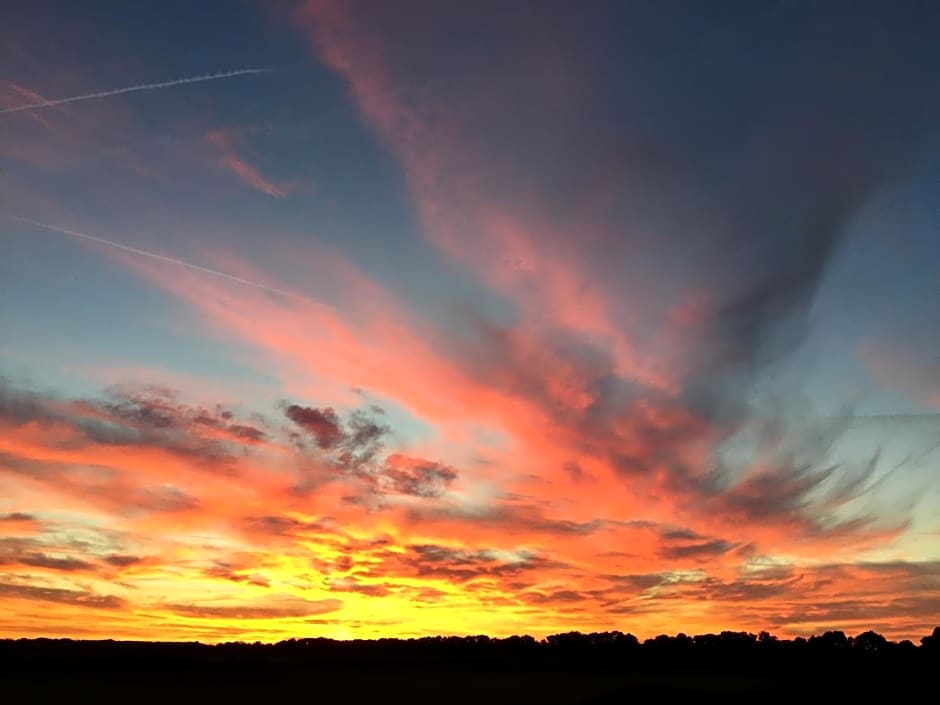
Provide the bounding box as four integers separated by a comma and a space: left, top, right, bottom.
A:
1, 0, 939, 643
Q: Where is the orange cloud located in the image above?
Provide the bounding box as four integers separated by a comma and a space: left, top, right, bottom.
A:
5, 275, 925, 638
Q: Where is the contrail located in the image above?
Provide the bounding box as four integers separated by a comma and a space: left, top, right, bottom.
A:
3, 214, 317, 305
0, 68, 272, 115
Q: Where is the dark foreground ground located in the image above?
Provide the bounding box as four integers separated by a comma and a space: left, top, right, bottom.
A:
3, 630, 938, 703
2, 669, 935, 704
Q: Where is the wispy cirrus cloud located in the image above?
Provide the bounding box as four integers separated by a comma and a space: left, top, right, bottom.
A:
206, 128, 290, 198
289, 0, 937, 546
0, 68, 272, 115
860, 337, 940, 408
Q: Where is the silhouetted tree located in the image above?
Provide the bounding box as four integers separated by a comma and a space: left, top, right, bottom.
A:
854, 630, 888, 654
922, 627, 940, 652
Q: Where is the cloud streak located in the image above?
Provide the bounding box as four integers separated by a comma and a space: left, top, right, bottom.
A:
2, 215, 315, 304
0, 68, 273, 115
206, 128, 290, 198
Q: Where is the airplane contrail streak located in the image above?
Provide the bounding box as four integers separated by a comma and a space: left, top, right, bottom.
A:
3, 214, 317, 305
0, 68, 273, 114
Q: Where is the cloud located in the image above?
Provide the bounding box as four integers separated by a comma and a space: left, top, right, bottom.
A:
562, 461, 595, 484
0, 449, 202, 516
16, 553, 95, 572
100, 384, 268, 448
0, 68, 272, 115
0, 378, 266, 468
521, 589, 589, 605
606, 574, 668, 592
283, 402, 389, 464
242, 514, 313, 538
284, 404, 344, 449
375, 454, 458, 498
291, 0, 939, 545
0, 528, 140, 575
204, 562, 271, 588
103, 554, 143, 567
0, 374, 936, 639
0, 80, 60, 123
206, 128, 289, 198
6, 216, 310, 303
167, 594, 343, 619
393, 544, 557, 583
0, 581, 125, 609
407, 500, 606, 538
0, 512, 36, 523
659, 539, 737, 562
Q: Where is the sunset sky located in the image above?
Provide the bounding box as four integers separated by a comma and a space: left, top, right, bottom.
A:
1, 0, 939, 643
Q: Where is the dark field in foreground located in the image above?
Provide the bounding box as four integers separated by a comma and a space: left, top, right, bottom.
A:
2, 670, 935, 704
3, 629, 938, 702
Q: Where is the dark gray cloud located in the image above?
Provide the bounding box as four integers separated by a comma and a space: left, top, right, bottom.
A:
282, 402, 469, 505
0, 379, 266, 470
103, 553, 143, 567
343, 410, 388, 457
103, 385, 267, 443
660, 528, 702, 542
0, 581, 125, 609
596, 559, 940, 626
659, 539, 737, 561
375, 454, 458, 498
17, 552, 94, 572
392, 543, 559, 583
284, 404, 343, 449
283, 402, 393, 497
0, 378, 52, 425
771, 595, 940, 629
283, 403, 389, 460
0, 536, 95, 572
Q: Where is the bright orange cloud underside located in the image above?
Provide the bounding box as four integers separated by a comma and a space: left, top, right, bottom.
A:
1, 239, 936, 642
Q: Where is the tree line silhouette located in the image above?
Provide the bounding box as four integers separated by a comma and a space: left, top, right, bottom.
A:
2, 627, 938, 676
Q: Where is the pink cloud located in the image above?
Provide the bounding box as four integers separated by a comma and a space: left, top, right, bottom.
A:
206, 128, 291, 198
293, 2, 679, 393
